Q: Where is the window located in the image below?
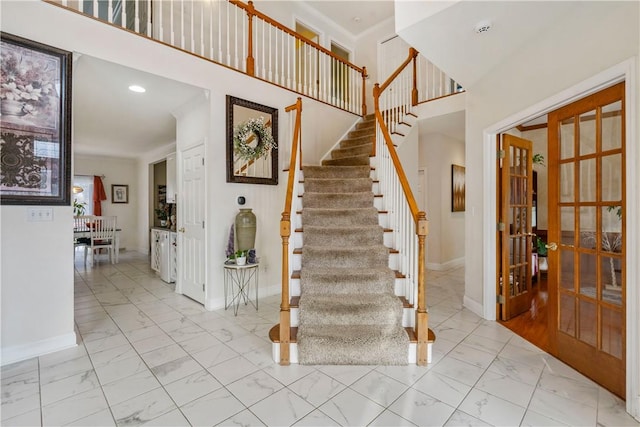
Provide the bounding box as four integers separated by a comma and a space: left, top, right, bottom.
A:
72, 176, 94, 215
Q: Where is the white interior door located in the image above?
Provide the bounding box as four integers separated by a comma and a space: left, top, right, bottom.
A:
178, 143, 206, 304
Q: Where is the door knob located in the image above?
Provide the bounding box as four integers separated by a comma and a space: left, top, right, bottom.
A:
545, 242, 558, 251
178, 227, 185, 233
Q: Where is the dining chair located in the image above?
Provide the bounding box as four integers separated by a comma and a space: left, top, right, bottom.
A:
73, 215, 94, 264
87, 216, 117, 265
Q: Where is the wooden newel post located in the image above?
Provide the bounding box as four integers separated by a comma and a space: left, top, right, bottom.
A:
361, 66, 368, 117
246, 1, 255, 76
415, 211, 429, 365
410, 48, 419, 106
279, 213, 291, 365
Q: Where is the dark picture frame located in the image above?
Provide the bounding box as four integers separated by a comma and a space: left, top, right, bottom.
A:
111, 184, 129, 204
226, 95, 278, 185
451, 164, 465, 212
0, 32, 72, 206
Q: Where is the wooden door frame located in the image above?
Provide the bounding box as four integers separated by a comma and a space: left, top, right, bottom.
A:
480, 59, 638, 418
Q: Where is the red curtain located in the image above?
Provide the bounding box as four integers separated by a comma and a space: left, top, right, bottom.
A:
93, 176, 107, 215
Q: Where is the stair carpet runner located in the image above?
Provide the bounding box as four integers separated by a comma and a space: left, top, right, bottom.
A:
297, 115, 409, 365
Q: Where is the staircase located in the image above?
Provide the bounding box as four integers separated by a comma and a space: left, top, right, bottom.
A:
273, 115, 414, 365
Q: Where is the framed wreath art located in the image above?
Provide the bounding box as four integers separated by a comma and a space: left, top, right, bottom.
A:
233, 116, 276, 162
226, 96, 278, 185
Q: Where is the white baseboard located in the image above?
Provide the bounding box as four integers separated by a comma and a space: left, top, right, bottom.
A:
1, 332, 77, 366
427, 257, 464, 271
463, 295, 485, 319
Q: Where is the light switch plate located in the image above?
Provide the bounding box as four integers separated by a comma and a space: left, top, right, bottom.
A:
27, 208, 54, 222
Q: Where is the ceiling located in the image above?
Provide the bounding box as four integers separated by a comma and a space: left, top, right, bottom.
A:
73, 55, 204, 158
396, 1, 581, 90
304, 0, 394, 37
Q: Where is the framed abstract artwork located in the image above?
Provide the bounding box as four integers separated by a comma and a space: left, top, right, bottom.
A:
451, 164, 465, 212
0, 32, 72, 205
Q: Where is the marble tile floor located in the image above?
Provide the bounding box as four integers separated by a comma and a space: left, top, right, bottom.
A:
2, 251, 638, 426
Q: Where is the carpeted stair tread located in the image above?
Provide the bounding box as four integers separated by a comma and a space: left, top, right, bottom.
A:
303, 165, 370, 179
297, 324, 409, 365
304, 177, 372, 193
302, 192, 374, 209
301, 267, 396, 294
302, 245, 389, 269
330, 143, 373, 159
349, 128, 375, 138
302, 207, 378, 227
322, 154, 370, 166
303, 225, 383, 246
340, 136, 374, 149
299, 293, 402, 326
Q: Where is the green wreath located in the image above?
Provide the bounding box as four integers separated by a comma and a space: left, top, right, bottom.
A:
233, 117, 276, 161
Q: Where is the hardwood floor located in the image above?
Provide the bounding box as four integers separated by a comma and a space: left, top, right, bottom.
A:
500, 275, 550, 352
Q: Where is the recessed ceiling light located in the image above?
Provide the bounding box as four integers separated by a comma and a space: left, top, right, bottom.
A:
353, 17, 361, 23
128, 85, 146, 93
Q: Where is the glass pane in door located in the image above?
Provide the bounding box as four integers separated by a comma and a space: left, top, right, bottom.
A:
579, 109, 597, 156
601, 307, 623, 358
602, 101, 622, 152
560, 117, 575, 159
601, 154, 622, 202
579, 300, 597, 347
579, 158, 596, 202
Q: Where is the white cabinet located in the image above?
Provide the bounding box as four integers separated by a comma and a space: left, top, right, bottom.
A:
150, 228, 177, 283
166, 153, 176, 203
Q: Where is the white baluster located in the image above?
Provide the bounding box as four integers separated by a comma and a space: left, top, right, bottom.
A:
180, 0, 185, 50
268, 23, 272, 82
93, 0, 98, 18
170, 0, 175, 46
134, 0, 140, 32
121, 0, 127, 28
107, 0, 113, 24
225, 1, 230, 66
158, 0, 163, 41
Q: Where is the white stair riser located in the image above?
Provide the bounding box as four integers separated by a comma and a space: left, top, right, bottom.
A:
291, 307, 299, 326
272, 341, 431, 365
291, 278, 300, 297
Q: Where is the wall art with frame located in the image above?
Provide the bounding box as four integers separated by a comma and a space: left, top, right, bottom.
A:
112, 184, 129, 204
0, 32, 73, 206
451, 164, 466, 212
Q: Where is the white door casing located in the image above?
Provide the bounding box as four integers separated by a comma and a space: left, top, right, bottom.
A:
177, 143, 206, 304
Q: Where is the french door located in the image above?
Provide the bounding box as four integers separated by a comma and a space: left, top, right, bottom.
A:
498, 134, 534, 320
547, 82, 626, 398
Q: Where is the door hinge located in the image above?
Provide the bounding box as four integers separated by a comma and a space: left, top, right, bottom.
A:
497, 222, 506, 231
202, 221, 205, 228
202, 284, 205, 292
497, 150, 506, 159
497, 295, 505, 304
202, 158, 205, 165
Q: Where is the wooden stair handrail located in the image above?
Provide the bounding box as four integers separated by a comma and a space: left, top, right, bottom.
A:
230, 0, 367, 115
279, 97, 302, 365
373, 47, 430, 365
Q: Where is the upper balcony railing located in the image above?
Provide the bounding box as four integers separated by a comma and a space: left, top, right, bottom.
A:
49, 0, 368, 116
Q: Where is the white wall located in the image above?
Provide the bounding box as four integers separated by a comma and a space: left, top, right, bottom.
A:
419, 133, 465, 268
74, 154, 138, 251
1, 206, 76, 364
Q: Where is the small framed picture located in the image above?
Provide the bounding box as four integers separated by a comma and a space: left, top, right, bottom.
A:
111, 184, 128, 204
